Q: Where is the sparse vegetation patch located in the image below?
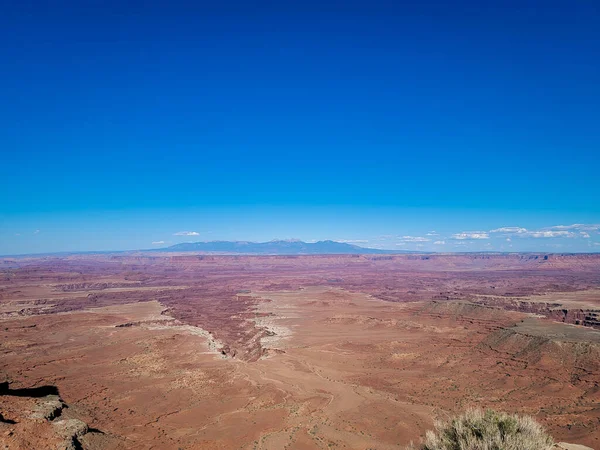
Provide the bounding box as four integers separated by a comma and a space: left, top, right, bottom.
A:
411, 409, 554, 450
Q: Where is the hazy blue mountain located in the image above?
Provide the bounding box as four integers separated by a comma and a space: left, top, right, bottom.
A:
159, 239, 406, 254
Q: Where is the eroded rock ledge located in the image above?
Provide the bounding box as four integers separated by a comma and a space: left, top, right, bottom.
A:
0, 381, 108, 450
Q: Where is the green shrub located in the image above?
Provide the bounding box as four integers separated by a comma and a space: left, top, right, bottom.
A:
412, 408, 554, 450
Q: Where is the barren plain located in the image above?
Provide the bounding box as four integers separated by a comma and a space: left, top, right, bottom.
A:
1, 253, 600, 449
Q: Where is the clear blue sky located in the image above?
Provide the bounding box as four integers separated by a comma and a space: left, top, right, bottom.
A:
1, 1, 599, 254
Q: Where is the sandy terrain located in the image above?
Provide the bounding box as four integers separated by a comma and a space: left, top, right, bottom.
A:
1, 254, 599, 449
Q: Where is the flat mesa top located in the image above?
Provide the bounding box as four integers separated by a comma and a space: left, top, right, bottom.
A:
511, 318, 600, 344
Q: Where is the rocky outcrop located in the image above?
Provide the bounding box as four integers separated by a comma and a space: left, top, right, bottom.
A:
54, 282, 142, 292
472, 297, 600, 330
29, 395, 64, 420
478, 318, 600, 374
0, 382, 99, 450
415, 301, 521, 332
554, 443, 594, 450
53, 418, 89, 450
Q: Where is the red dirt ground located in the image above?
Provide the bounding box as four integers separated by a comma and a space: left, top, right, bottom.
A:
1, 254, 599, 449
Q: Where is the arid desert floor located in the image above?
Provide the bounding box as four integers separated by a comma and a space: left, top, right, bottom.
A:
1, 254, 600, 449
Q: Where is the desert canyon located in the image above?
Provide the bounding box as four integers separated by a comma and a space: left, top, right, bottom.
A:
1, 253, 599, 449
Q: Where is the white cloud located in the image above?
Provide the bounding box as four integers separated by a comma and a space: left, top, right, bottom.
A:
395, 242, 407, 246
426, 231, 439, 236
547, 224, 577, 230
506, 238, 511, 242
400, 236, 430, 242
337, 239, 369, 243
490, 227, 527, 234
152, 241, 165, 245
452, 232, 489, 240
527, 230, 577, 238
546, 224, 600, 231
33, 229, 40, 234
594, 242, 600, 246
580, 232, 591, 238
174, 231, 200, 236
15, 233, 21, 236
433, 240, 445, 245
488, 225, 588, 239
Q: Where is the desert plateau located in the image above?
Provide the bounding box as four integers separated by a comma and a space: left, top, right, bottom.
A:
4, 1, 600, 448
1, 253, 599, 449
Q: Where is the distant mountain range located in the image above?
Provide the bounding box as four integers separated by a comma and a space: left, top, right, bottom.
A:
158, 239, 407, 255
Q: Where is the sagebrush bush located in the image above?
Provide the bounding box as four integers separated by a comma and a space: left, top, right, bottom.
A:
412, 408, 554, 450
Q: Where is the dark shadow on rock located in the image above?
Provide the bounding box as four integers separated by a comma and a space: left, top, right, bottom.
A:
72, 437, 84, 450
0, 382, 60, 398
0, 412, 16, 424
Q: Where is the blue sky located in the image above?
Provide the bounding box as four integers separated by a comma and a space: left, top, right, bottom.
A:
1, 1, 599, 255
